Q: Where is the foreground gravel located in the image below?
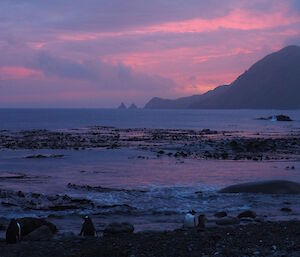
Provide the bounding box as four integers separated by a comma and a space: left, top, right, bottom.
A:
0, 221, 299, 257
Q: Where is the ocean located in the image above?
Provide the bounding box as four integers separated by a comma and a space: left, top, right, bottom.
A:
0, 109, 299, 232
0, 108, 299, 132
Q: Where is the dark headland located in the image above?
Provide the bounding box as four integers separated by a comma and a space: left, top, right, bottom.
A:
145, 45, 300, 109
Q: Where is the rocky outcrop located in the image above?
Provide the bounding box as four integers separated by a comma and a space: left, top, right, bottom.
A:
17, 217, 57, 237
238, 210, 256, 219
256, 115, 293, 121
128, 103, 138, 109
117, 102, 127, 109
219, 180, 300, 194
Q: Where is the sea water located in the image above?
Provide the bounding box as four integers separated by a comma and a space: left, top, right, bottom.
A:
0, 109, 299, 232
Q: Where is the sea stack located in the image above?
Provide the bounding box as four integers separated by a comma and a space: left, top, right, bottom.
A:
117, 102, 127, 109
128, 103, 138, 109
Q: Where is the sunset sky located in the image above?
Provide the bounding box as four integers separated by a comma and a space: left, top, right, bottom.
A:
1, 0, 300, 107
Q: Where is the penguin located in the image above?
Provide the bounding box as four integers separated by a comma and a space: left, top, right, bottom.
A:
6, 219, 21, 244
79, 216, 96, 237
184, 210, 196, 228
197, 214, 206, 230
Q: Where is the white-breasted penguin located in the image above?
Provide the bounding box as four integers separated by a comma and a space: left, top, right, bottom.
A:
184, 210, 196, 228
6, 219, 21, 244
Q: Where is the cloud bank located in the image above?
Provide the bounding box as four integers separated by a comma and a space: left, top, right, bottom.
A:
0, 0, 300, 107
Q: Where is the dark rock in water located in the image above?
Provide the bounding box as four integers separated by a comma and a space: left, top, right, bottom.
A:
214, 211, 227, 218
256, 115, 292, 122
219, 180, 300, 194
1, 201, 18, 207
216, 217, 239, 226
17, 217, 57, 237
276, 115, 292, 121
238, 210, 256, 219
25, 154, 48, 159
67, 183, 147, 194
117, 102, 127, 109
103, 222, 134, 235
25, 154, 64, 159
23, 225, 54, 241
280, 207, 292, 212
0, 173, 27, 180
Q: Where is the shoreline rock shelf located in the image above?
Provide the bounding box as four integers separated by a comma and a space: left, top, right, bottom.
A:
219, 180, 300, 194
0, 127, 299, 161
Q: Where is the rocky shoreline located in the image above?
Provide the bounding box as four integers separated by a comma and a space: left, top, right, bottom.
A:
0, 127, 299, 161
0, 220, 299, 257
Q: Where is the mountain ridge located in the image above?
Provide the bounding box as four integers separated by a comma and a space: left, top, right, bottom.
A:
144, 45, 300, 109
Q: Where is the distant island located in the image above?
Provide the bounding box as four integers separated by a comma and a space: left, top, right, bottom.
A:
145, 45, 300, 109
128, 103, 138, 109
117, 103, 139, 109
117, 102, 127, 109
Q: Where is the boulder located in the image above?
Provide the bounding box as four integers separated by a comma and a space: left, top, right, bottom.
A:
17, 217, 57, 237
103, 222, 134, 235
23, 225, 53, 241
216, 217, 239, 226
219, 180, 300, 194
280, 207, 292, 212
276, 115, 292, 121
238, 210, 256, 219
214, 211, 227, 218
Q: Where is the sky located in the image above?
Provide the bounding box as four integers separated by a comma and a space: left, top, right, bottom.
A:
0, 0, 300, 108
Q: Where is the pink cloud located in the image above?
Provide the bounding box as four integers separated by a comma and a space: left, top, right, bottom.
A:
145, 7, 300, 34
0, 66, 43, 80
1, 0, 300, 107
55, 5, 300, 43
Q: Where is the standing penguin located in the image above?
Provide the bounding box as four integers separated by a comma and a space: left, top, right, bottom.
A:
6, 219, 21, 244
197, 214, 206, 230
79, 216, 96, 237
184, 210, 196, 228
